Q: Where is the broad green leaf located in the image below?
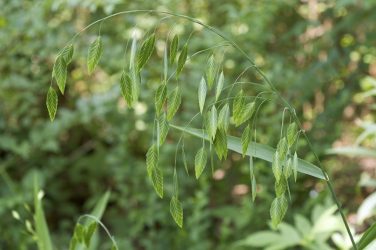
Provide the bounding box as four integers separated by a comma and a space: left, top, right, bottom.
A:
215, 71, 224, 101
195, 147, 207, 179
87, 36, 103, 74
206, 106, 217, 141
170, 196, 183, 228
170, 125, 326, 180
272, 151, 282, 182
176, 44, 188, 77
151, 167, 163, 198
33, 174, 53, 250
357, 222, 376, 250
293, 152, 298, 182
158, 114, 169, 146
167, 86, 182, 121
198, 77, 207, 114
218, 103, 230, 132
53, 55, 67, 94
214, 129, 228, 160
59, 44, 74, 64
277, 137, 288, 162
206, 55, 216, 89
137, 34, 155, 71
84, 222, 97, 248
155, 84, 167, 116
146, 144, 158, 177
46, 87, 58, 122
270, 195, 288, 228
241, 124, 252, 157
284, 157, 293, 179
120, 71, 133, 106
232, 90, 246, 126
234, 231, 280, 247
275, 178, 287, 197
326, 146, 376, 158
287, 123, 298, 147
169, 35, 179, 65
251, 174, 257, 202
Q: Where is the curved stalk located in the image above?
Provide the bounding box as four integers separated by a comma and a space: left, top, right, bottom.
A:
60, 9, 357, 248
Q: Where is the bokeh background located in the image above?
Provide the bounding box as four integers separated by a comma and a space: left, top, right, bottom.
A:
1, 0, 376, 249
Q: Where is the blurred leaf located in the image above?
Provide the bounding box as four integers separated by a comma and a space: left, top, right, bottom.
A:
326, 147, 376, 158
357, 222, 376, 250
33, 174, 53, 250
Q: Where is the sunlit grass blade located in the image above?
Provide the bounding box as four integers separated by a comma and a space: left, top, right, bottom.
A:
170, 125, 325, 180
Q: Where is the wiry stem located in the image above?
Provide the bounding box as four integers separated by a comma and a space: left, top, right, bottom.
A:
62, 9, 357, 249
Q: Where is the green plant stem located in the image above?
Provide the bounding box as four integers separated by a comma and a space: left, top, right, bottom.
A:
61, 9, 357, 249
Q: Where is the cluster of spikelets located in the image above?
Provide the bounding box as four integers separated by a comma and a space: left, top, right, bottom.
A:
47, 29, 302, 230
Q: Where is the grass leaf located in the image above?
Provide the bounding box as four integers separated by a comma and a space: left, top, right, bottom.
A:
33, 174, 53, 250
170, 125, 325, 180
357, 222, 376, 250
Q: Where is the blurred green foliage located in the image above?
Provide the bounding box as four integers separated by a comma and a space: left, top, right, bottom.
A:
1, 0, 376, 249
